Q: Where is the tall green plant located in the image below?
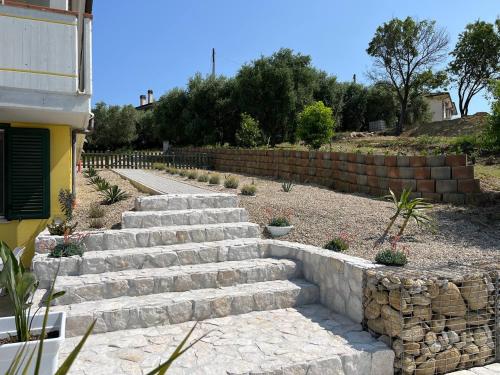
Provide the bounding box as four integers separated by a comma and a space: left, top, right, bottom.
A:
375, 189, 433, 247
0, 241, 38, 342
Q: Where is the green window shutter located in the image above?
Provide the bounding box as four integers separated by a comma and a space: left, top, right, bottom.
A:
6, 128, 50, 220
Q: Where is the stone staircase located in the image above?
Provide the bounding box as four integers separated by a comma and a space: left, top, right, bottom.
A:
32, 193, 394, 374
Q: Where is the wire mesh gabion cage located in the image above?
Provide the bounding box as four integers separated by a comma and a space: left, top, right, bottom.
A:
364, 267, 499, 375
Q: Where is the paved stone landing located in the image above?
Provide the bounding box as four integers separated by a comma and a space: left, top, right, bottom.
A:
115, 169, 212, 194
450, 363, 500, 375
60, 305, 394, 375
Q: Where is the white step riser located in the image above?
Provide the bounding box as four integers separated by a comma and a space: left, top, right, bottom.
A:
121, 208, 248, 229
33, 241, 266, 287
52, 260, 301, 305
62, 281, 319, 337
135, 194, 238, 211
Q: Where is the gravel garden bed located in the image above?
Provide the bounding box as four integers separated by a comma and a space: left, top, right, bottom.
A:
149, 168, 499, 270
73, 170, 147, 231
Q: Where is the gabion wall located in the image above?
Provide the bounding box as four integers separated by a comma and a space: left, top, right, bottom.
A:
364, 268, 498, 374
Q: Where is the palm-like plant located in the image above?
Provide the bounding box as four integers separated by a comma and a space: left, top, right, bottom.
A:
82, 167, 97, 178
374, 189, 433, 247
94, 179, 111, 191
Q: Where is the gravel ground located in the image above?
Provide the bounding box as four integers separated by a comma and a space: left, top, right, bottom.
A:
150, 168, 499, 270
73, 170, 147, 231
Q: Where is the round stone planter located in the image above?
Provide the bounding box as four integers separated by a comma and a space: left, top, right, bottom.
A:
266, 225, 293, 237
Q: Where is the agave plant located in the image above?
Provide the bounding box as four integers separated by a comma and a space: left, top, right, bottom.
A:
100, 185, 130, 204
88, 175, 104, 186
93, 179, 111, 191
281, 181, 294, 192
82, 167, 97, 178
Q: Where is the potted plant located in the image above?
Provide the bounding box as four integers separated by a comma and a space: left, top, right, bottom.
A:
266, 216, 293, 237
0, 241, 66, 375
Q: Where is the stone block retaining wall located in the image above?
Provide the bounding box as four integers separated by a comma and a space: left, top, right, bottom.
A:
176, 148, 480, 203
364, 269, 499, 374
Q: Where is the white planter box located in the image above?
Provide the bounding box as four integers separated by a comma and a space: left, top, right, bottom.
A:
0, 312, 66, 375
266, 225, 293, 237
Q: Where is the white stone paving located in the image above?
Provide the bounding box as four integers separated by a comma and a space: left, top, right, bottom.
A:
60, 305, 394, 375
115, 169, 212, 195
450, 363, 500, 375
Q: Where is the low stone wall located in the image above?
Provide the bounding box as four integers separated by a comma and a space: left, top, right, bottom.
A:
265, 240, 381, 324
175, 148, 481, 203
364, 268, 499, 374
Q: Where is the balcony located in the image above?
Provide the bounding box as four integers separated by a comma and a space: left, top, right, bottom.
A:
0, 1, 92, 129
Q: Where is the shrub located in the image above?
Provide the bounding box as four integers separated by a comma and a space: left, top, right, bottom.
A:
296, 101, 335, 149
100, 185, 130, 204
50, 242, 85, 258
89, 218, 105, 229
375, 248, 408, 266
152, 162, 165, 170
281, 181, 294, 192
166, 167, 179, 174
324, 237, 349, 252
241, 184, 257, 196
268, 217, 291, 227
236, 113, 262, 148
209, 174, 221, 185
188, 170, 199, 179
224, 175, 239, 189
88, 203, 105, 218
47, 219, 77, 236
484, 79, 500, 151
179, 169, 188, 177
83, 166, 97, 178
197, 173, 209, 182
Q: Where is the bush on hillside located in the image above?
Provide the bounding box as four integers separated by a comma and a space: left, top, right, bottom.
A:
296, 101, 335, 149
235, 113, 263, 148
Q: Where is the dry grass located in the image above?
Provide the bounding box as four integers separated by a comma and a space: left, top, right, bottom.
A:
73, 170, 146, 231
155, 168, 499, 269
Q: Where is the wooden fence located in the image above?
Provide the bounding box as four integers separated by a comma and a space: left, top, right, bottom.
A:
81, 151, 213, 170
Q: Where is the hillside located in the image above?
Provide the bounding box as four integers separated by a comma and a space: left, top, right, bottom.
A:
403, 112, 489, 137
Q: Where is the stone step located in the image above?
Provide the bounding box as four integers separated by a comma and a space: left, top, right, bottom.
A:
121, 207, 248, 229
60, 305, 394, 375
48, 279, 319, 336
134, 193, 238, 211
35, 222, 260, 256
33, 239, 267, 286
49, 258, 301, 305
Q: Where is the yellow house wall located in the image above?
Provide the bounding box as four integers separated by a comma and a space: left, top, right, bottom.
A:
0, 123, 72, 264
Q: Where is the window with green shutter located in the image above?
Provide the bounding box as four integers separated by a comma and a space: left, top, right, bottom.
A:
6, 128, 50, 220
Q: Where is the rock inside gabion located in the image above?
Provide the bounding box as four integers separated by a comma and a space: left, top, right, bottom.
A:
364, 269, 498, 374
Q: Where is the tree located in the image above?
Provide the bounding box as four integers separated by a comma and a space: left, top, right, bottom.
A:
367, 17, 449, 134
86, 102, 138, 150
365, 83, 399, 127
339, 82, 368, 131
486, 80, 500, 150
235, 48, 318, 145
185, 74, 239, 146
314, 72, 345, 127
235, 113, 263, 148
135, 110, 161, 149
154, 88, 189, 146
448, 19, 500, 117
296, 101, 335, 149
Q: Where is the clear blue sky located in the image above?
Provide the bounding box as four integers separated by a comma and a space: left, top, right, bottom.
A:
92, 0, 499, 114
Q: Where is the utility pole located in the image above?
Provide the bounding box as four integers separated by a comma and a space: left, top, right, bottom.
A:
353, 74, 356, 84
211, 48, 216, 77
